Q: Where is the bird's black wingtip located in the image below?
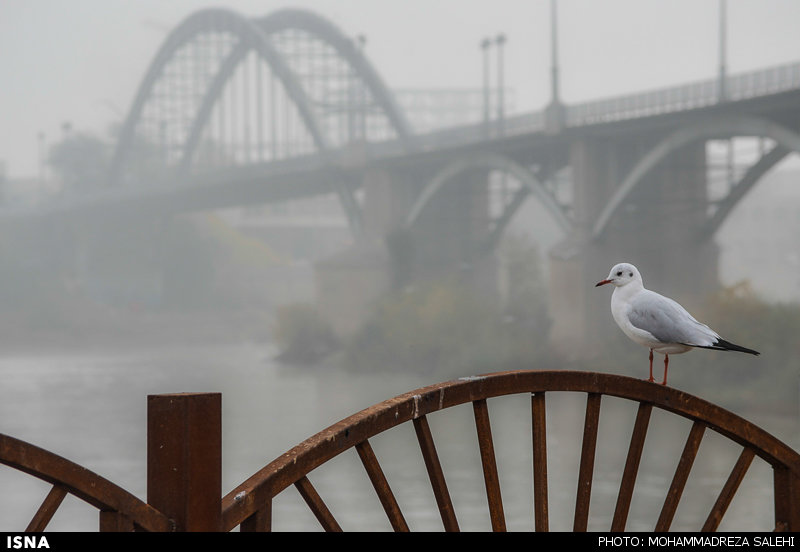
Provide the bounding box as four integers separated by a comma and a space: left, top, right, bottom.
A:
715, 338, 760, 356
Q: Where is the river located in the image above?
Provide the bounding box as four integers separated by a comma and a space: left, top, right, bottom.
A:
0, 342, 797, 532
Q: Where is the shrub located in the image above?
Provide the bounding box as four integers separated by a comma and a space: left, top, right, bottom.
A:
342, 276, 552, 376
273, 303, 340, 365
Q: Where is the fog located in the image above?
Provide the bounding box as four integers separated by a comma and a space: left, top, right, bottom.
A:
0, 0, 799, 532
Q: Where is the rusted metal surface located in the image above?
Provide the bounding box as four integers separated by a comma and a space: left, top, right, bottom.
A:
221, 370, 800, 532
356, 439, 409, 531
414, 415, 459, 531
773, 467, 800, 532
656, 421, 706, 531
147, 393, 222, 531
612, 402, 653, 531
531, 392, 549, 531
574, 392, 601, 531
702, 447, 757, 532
472, 398, 506, 531
0, 432, 173, 531
294, 475, 342, 531
3, 369, 799, 532
25, 485, 67, 532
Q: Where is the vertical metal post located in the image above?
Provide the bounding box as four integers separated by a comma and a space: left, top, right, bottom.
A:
550, 0, 560, 105
270, 69, 277, 160
356, 35, 368, 141
545, 0, 565, 132
496, 34, 506, 136
37, 131, 46, 199
257, 55, 263, 162
719, 0, 728, 102
481, 37, 492, 138
147, 392, 222, 531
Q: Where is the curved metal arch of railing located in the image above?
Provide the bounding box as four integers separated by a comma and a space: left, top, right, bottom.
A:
221, 370, 800, 532
0, 433, 173, 532
591, 115, 800, 242
108, 8, 330, 186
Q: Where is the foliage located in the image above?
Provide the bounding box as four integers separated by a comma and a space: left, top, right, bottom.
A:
581, 280, 800, 414
686, 281, 800, 410
273, 303, 340, 364
341, 236, 553, 377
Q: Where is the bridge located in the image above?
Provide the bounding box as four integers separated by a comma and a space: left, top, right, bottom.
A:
10, 7, 800, 351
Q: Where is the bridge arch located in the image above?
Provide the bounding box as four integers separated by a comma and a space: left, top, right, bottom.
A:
108, 7, 419, 235
176, 8, 415, 174
109, 8, 328, 185
405, 153, 571, 253
255, 8, 414, 145
110, 8, 414, 180
591, 116, 800, 242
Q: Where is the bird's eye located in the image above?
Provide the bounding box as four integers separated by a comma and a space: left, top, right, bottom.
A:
629, 272, 633, 277
616, 271, 622, 276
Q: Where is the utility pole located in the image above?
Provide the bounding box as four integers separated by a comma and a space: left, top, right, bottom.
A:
496, 34, 507, 136
550, 0, 560, 105
545, 0, 565, 132
718, 0, 728, 102
481, 37, 492, 137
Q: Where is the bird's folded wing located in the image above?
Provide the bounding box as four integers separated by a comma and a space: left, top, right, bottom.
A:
628, 291, 719, 347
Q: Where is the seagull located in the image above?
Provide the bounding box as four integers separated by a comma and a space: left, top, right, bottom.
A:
595, 262, 759, 385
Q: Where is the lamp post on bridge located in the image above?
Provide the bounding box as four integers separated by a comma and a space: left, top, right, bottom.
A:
718, 0, 728, 102
481, 37, 492, 138
496, 33, 507, 137
37, 131, 46, 201
480, 34, 508, 138
544, 0, 565, 132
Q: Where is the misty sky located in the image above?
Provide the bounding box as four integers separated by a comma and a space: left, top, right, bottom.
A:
2, 0, 800, 178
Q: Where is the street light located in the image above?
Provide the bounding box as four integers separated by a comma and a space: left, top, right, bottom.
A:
496, 33, 507, 136
718, 0, 728, 102
481, 37, 492, 136
550, 0, 560, 104
545, 0, 565, 132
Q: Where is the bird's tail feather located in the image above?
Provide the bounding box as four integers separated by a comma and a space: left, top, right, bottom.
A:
697, 339, 760, 355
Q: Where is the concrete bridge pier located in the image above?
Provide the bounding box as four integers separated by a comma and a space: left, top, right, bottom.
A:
315, 168, 408, 338
315, 166, 500, 339
548, 135, 719, 358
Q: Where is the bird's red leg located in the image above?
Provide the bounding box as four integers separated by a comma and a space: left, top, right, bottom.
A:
648, 349, 654, 382
661, 354, 669, 386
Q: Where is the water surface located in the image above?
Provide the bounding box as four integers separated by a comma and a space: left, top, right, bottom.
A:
0, 343, 796, 532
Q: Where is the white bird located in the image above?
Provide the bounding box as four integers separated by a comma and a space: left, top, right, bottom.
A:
595, 262, 759, 385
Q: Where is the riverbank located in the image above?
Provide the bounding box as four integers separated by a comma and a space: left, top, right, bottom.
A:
0, 306, 274, 355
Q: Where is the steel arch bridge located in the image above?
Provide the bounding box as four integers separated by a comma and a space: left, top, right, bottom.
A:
107, 7, 414, 233
98, 6, 800, 259
103, 6, 573, 253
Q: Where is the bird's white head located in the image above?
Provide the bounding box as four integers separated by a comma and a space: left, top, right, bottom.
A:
595, 262, 642, 288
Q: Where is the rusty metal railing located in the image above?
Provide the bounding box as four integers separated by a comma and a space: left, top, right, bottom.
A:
221, 370, 800, 532
0, 433, 172, 531
2, 370, 798, 531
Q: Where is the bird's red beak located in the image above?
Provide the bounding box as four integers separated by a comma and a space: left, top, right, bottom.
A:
595, 279, 612, 287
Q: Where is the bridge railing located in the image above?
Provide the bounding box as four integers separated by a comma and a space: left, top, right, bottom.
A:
566, 61, 800, 126
377, 60, 800, 152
